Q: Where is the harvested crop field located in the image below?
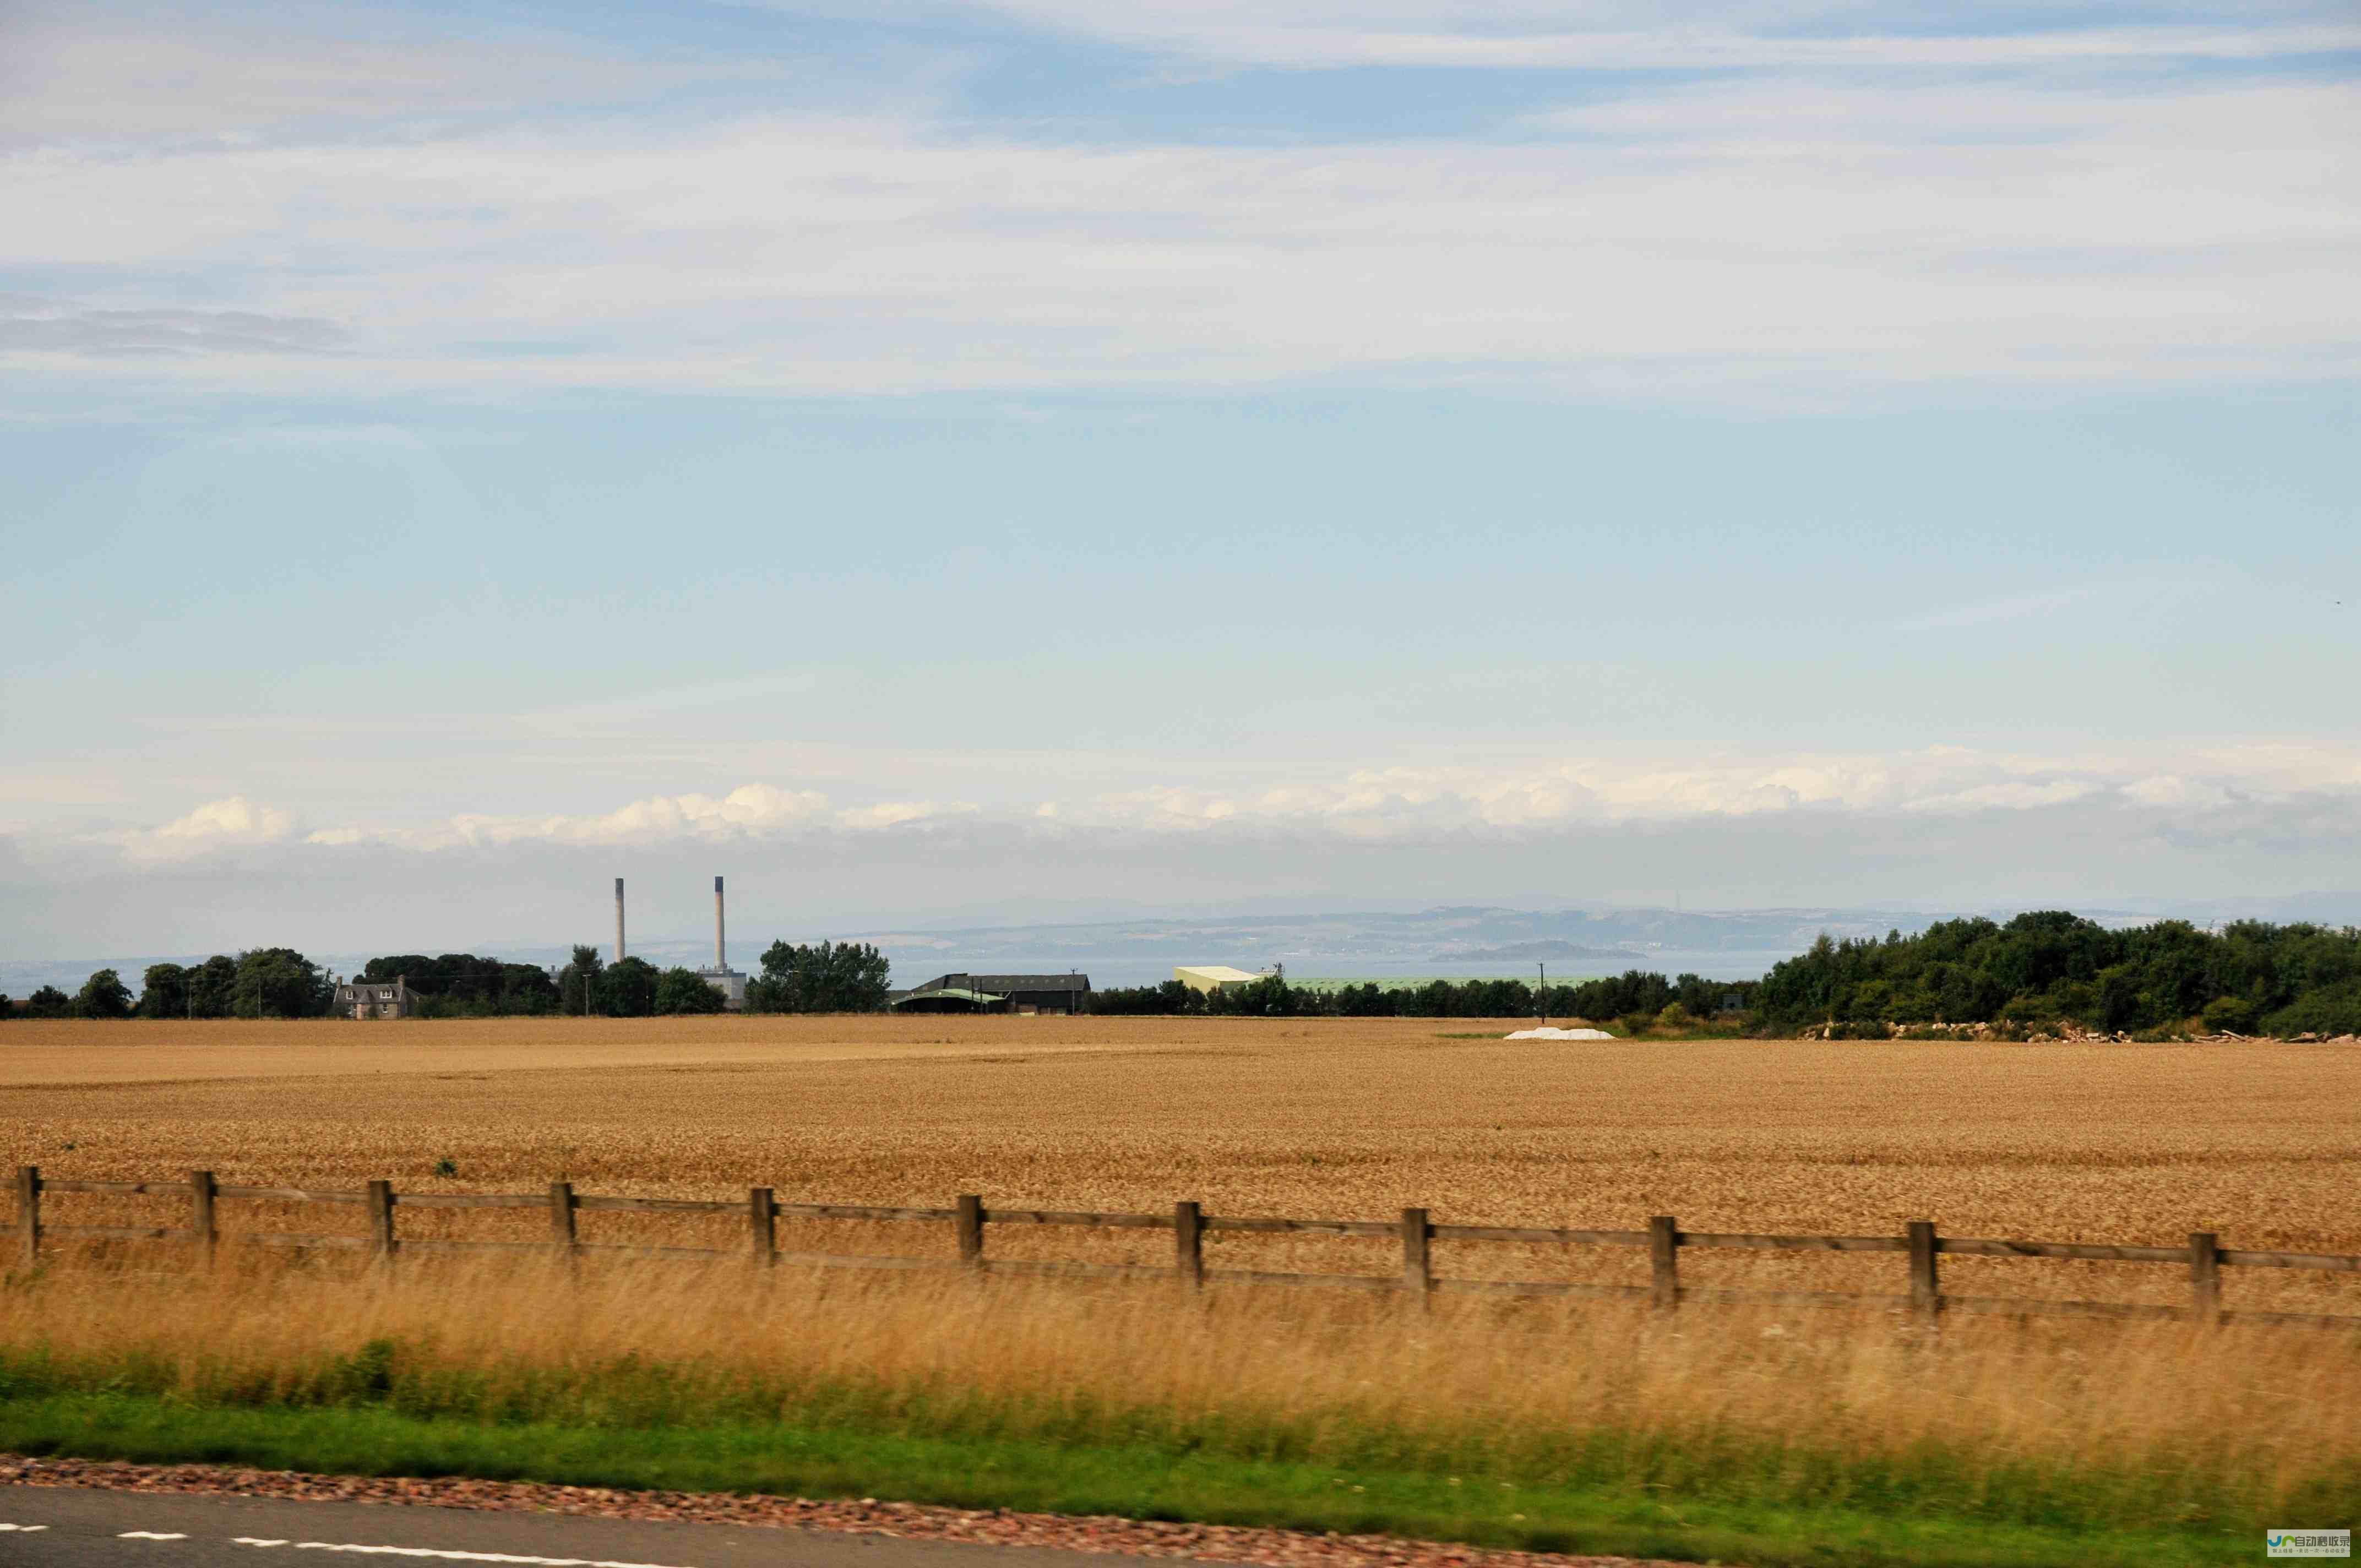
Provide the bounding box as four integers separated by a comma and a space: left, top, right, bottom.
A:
5, 1016, 2359, 1313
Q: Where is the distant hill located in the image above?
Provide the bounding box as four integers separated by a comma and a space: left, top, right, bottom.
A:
13, 895, 2357, 997
1448, 939, 1642, 963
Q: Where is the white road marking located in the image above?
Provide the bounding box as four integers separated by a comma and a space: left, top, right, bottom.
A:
121, 1532, 191, 1540
0, 1522, 52, 1531
236, 1540, 293, 1548
274, 1545, 694, 1568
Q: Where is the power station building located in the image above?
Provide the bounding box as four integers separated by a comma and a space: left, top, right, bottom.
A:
610, 875, 749, 1009
698, 875, 748, 1009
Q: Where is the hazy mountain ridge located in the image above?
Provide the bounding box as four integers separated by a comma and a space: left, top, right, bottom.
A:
10, 896, 2358, 996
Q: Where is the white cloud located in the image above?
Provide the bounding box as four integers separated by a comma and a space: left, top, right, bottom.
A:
0, 9, 791, 139
434, 783, 834, 848
1894, 587, 2098, 631
85, 740, 2361, 870
968, 3, 2361, 71
290, 784, 983, 850
3, 63, 2353, 405
1046, 749, 2361, 835
0, 304, 349, 357
113, 744, 2361, 865
119, 796, 297, 860
836, 801, 973, 829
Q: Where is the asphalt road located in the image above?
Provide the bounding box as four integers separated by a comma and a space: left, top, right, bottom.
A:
0, 1488, 1155, 1568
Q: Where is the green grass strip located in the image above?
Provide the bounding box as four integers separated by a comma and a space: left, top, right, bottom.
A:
0, 1393, 2260, 1568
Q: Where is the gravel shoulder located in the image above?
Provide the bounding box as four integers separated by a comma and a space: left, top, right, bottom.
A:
0, 1455, 1686, 1568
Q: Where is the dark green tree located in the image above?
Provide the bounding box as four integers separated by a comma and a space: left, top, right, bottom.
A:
1090, 979, 1205, 1015
353, 953, 559, 1016
74, 968, 134, 1020
748, 940, 891, 1014
654, 967, 728, 1015
603, 956, 660, 1017
1207, 973, 1299, 1015
137, 963, 191, 1019
186, 955, 240, 1019
1749, 913, 2361, 1036
560, 946, 604, 1016
24, 986, 72, 1019
235, 948, 330, 1019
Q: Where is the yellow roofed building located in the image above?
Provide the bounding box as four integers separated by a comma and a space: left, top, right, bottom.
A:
1174, 965, 1264, 994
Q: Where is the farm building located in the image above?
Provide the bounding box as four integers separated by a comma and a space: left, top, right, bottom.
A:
333, 976, 421, 1020
891, 986, 1005, 1014
1175, 965, 1264, 995
897, 973, 1092, 1015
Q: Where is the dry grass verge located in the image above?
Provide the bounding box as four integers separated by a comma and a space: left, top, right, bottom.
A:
2, 1250, 2356, 1537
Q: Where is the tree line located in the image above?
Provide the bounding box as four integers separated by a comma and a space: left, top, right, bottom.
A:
8, 913, 2358, 1036
0, 939, 895, 1021
546, 940, 888, 1017
1090, 970, 1751, 1028
4, 949, 332, 1021
1750, 912, 2361, 1038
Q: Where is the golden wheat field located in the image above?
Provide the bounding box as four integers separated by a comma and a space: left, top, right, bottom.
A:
5, 1015, 2359, 1315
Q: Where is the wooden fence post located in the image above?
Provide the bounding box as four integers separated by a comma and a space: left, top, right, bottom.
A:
366, 1179, 396, 1267
1174, 1200, 1204, 1290
550, 1181, 578, 1270
1648, 1216, 1679, 1313
1401, 1207, 1432, 1307
2190, 1231, 2221, 1326
956, 1194, 983, 1268
14, 1166, 39, 1271
750, 1186, 777, 1271
188, 1169, 217, 1270
1907, 1221, 1940, 1325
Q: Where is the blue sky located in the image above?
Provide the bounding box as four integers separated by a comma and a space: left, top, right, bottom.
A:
2, 0, 2356, 959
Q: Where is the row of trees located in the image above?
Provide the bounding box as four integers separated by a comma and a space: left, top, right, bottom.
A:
359, 954, 562, 1016
1090, 970, 1752, 1024
747, 940, 893, 1014
4, 950, 337, 1021
11, 916, 2358, 1033
535, 940, 892, 1017
550, 950, 729, 1018
1751, 913, 2361, 1037
1067, 914, 2361, 1035
1, 939, 894, 1021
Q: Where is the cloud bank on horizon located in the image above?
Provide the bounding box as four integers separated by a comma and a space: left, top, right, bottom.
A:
88, 743, 2361, 862
1, 0, 2355, 955
17, 741, 2361, 959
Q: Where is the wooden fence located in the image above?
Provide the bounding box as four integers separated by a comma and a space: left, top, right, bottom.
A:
9, 1165, 2359, 1329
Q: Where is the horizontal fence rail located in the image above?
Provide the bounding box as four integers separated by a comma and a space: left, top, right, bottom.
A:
7, 1164, 2357, 1329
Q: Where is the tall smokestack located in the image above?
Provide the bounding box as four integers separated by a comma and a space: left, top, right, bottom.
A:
714, 875, 727, 970
614, 877, 626, 963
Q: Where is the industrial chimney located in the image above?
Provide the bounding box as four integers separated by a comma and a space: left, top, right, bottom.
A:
614, 877, 627, 964
714, 875, 727, 971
